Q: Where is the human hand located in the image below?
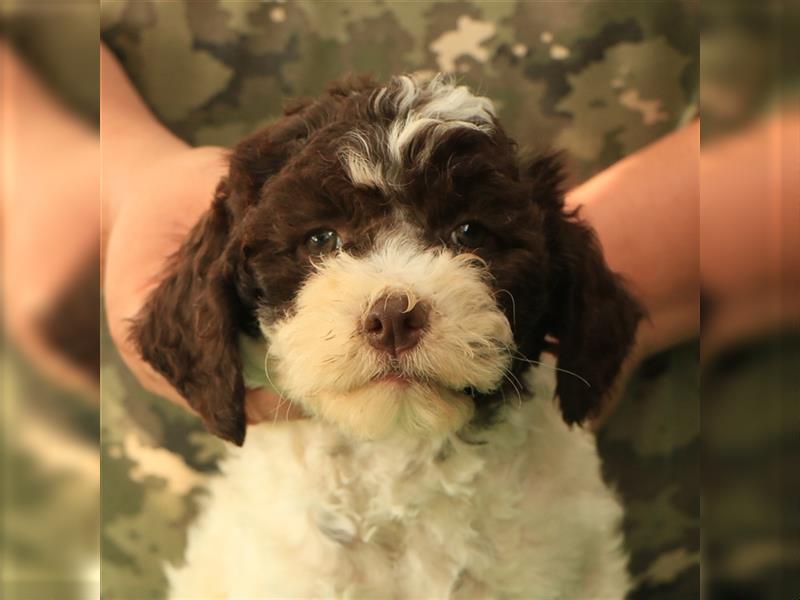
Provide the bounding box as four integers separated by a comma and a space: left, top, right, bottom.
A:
101, 45, 303, 425
104, 143, 305, 423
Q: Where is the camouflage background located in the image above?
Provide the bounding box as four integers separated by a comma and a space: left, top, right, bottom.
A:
99, 0, 699, 180
17, 1, 800, 599
97, 2, 702, 598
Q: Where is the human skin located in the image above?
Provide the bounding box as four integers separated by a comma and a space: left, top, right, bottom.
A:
568, 121, 699, 425
699, 111, 800, 358
101, 44, 298, 422
101, 43, 706, 426
1, 41, 100, 398
568, 120, 700, 360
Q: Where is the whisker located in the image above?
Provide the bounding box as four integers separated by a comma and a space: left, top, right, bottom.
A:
282, 396, 297, 422
495, 288, 517, 327
506, 371, 525, 406
499, 385, 509, 408
272, 396, 287, 425
509, 350, 591, 389
263, 349, 291, 424
505, 367, 524, 393
500, 369, 523, 408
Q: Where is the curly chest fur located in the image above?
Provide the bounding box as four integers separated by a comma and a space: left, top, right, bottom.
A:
131, 74, 642, 599
168, 371, 630, 600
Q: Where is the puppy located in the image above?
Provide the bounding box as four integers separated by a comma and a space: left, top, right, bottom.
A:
133, 74, 643, 599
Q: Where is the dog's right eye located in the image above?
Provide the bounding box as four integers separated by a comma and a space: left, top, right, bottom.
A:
450, 222, 489, 249
305, 229, 342, 255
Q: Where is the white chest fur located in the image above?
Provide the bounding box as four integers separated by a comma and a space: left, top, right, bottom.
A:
169, 370, 630, 599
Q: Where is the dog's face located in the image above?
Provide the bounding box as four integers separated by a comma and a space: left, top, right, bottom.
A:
133, 75, 642, 445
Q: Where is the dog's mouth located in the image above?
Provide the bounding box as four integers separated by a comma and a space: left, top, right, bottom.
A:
372, 371, 413, 386
264, 327, 507, 439
369, 360, 422, 387
368, 365, 485, 400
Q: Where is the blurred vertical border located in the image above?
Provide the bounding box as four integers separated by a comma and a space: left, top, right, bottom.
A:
701, 0, 800, 598
2, 1, 100, 599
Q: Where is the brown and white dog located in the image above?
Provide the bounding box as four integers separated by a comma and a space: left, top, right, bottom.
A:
133, 74, 642, 599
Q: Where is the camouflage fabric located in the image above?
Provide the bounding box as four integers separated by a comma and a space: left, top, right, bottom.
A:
99, 1, 701, 598
0, 347, 100, 600
702, 335, 800, 599
2, 1, 100, 124
699, 3, 800, 597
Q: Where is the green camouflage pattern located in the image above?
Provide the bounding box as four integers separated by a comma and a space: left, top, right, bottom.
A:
101, 0, 699, 180
98, 1, 703, 598
2, 7, 100, 600
2, 1, 794, 599
0, 347, 100, 600
701, 334, 800, 599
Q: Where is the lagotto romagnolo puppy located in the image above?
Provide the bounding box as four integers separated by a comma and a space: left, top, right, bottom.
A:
133, 74, 643, 599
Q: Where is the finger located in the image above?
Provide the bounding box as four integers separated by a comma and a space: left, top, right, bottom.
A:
245, 388, 307, 424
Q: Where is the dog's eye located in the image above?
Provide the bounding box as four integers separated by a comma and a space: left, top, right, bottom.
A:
450, 222, 488, 249
306, 229, 342, 255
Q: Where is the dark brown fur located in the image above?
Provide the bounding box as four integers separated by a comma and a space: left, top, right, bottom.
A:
132, 76, 643, 445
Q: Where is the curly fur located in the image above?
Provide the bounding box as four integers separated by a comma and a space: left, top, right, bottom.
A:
131, 74, 643, 598
169, 367, 630, 599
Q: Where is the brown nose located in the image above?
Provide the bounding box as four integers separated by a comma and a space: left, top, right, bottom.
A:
364, 295, 429, 357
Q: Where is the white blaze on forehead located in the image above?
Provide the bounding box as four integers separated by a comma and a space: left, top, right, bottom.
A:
339, 149, 388, 191
340, 74, 496, 190
338, 130, 389, 191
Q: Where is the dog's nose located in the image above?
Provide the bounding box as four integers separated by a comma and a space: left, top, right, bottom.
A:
364, 295, 429, 357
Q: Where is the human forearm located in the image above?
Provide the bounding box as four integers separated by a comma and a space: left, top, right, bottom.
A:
567, 121, 701, 361
101, 43, 188, 227
700, 111, 800, 354
101, 44, 297, 421
2, 40, 100, 394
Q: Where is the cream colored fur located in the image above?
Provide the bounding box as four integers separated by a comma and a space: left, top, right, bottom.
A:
168, 366, 630, 599
262, 231, 513, 440
168, 227, 630, 599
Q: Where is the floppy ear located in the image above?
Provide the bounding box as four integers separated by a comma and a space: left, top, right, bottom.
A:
131, 105, 325, 444
548, 214, 644, 425
131, 180, 251, 445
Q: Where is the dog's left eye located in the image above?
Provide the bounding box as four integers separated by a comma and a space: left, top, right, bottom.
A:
306, 229, 342, 255
450, 222, 488, 249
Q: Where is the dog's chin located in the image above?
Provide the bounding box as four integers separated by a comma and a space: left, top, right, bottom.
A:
300, 379, 475, 440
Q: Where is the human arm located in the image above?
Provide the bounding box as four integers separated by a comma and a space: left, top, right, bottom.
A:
101, 43, 299, 422
1, 39, 100, 396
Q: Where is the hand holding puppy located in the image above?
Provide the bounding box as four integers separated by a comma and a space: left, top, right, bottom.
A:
101, 44, 300, 424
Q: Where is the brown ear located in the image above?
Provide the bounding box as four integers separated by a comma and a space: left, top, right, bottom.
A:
131, 181, 249, 445
130, 105, 324, 444
548, 214, 644, 425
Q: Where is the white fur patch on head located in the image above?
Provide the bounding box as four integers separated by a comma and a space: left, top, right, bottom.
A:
339, 74, 496, 190
338, 130, 390, 192
262, 231, 514, 440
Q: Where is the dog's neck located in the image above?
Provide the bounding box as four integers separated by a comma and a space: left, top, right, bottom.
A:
232, 362, 579, 557
240, 333, 276, 391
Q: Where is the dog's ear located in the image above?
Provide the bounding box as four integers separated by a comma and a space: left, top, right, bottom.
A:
525, 152, 565, 210
132, 180, 250, 445
547, 214, 644, 425
226, 115, 311, 203
131, 112, 322, 445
